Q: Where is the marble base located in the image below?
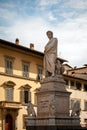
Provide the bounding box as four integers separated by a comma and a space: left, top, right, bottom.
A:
37, 75, 71, 118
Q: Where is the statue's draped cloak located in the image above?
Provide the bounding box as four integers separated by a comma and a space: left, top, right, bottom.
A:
44, 38, 58, 74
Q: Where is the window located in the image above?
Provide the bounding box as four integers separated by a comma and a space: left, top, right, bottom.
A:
70, 80, 76, 89
20, 84, 31, 104
21, 89, 31, 104
84, 101, 87, 111
70, 80, 74, 87
76, 81, 81, 90
24, 90, 29, 103
4, 81, 15, 101
5, 56, 14, 75
6, 86, 13, 101
37, 66, 43, 80
22, 62, 29, 78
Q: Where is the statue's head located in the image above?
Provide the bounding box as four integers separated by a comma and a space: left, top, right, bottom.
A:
46, 30, 53, 39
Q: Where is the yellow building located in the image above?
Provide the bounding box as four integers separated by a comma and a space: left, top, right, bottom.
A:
0, 39, 44, 130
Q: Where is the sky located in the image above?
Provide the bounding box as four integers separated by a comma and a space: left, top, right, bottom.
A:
0, 0, 87, 67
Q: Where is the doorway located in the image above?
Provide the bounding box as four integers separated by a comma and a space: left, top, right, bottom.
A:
5, 114, 13, 130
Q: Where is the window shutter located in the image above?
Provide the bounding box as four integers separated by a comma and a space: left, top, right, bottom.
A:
23, 63, 29, 78
28, 91, 31, 102
6, 87, 13, 101
10, 87, 13, 101
6, 60, 13, 74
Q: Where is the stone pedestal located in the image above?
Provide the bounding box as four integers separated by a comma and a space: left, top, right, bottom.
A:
37, 75, 71, 118
26, 75, 83, 130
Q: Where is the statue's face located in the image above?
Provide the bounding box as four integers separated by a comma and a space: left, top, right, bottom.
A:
47, 32, 53, 39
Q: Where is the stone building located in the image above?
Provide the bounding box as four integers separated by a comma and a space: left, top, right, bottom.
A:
63, 64, 87, 127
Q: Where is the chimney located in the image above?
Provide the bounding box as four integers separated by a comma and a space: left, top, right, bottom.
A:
15, 38, 19, 45
30, 43, 34, 50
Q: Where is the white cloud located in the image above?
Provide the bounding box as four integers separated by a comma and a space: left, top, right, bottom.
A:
36, 0, 60, 6
0, 2, 16, 9
66, 0, 87, 9
48, 12, 57, 21
0, 8, 17, 21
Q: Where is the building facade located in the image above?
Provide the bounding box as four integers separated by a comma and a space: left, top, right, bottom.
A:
63, 64, 87, 127
0, 39, 44, 130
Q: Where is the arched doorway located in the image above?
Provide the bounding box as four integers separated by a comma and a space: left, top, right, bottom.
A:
5, 114, 13, 130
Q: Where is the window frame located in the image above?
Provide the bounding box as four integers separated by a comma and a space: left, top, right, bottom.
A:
4, 55, 14, 75
20, 84, 31, 105
3, 81, 15, 102
76, 81, 82, 90
5, 85, 14, 101
70, 80, 74, 87
22, 61, 30, 78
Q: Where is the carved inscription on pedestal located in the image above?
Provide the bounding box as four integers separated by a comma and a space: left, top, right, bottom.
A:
37, 95, 49, 117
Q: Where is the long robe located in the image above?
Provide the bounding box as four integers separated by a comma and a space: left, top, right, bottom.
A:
44, 38, 58, 74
